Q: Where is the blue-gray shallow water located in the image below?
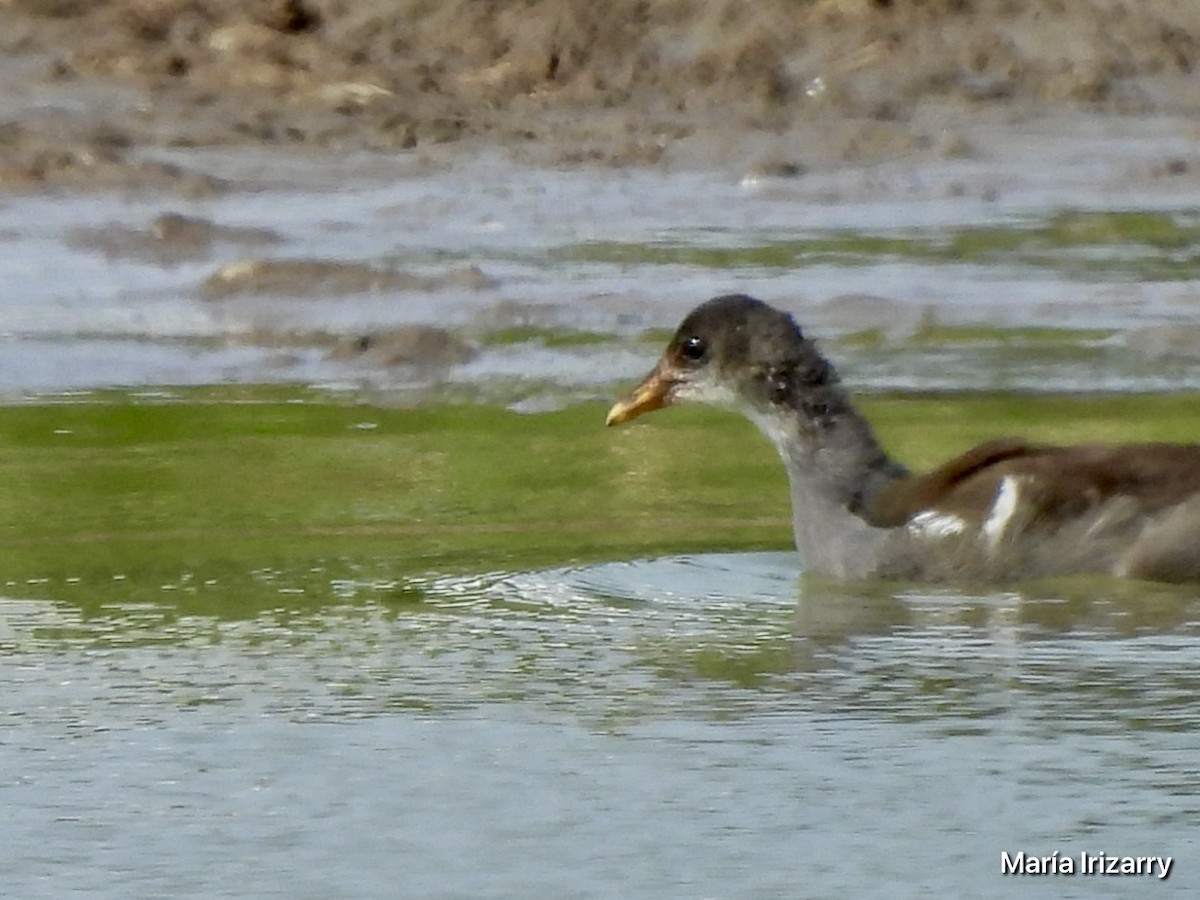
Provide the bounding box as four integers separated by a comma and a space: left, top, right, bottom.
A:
5, 553, 1198, 898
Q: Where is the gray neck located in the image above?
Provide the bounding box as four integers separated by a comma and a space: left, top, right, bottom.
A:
744, 399, 908, 579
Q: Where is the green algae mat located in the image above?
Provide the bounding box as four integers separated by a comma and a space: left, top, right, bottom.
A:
548, 210, 1200, 281
3, 387, 1198, 614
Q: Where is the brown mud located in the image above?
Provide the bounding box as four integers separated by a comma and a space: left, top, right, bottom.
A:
201, 259, 498, 298
2, 1, 1200, 190
65, 213, 283, 265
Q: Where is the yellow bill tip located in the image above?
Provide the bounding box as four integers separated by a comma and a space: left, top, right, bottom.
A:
605, 398, 638, 427
605, 368, 673, 427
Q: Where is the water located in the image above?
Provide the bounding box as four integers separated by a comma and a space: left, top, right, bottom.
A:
4, 116, 1200, 397
5, 116, 1200, 897
5, 554, 1199, 898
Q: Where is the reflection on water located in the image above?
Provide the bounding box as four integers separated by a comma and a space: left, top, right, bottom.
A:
4, 553, 1199, 898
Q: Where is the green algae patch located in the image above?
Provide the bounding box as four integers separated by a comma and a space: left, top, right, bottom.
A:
907, 322, 1114, 347
836, 321, 1115, 351
2, 388, 1199, 617
549, 210, 1200, 281
1041, 211, 1195, 248
550, 234, 918, 269
477, 326, 618, 348
0, 390, 787, 616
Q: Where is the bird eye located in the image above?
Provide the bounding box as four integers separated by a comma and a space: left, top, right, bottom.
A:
679, 335, 707, 363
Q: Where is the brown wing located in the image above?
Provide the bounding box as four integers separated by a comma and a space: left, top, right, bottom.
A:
865, 440, 1200, 531
999, 443, 1200, 527
863, 438, 1042, 527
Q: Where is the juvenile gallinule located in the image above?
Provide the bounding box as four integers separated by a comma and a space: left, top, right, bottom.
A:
607, 294, 1200, 582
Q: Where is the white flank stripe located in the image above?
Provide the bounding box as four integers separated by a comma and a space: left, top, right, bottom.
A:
983, 475, 1021, 547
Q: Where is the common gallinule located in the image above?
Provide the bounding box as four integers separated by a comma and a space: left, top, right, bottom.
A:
607, 294, 1200, 582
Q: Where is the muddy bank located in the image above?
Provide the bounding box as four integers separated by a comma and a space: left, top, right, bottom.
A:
2, 0, 1200, 189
